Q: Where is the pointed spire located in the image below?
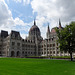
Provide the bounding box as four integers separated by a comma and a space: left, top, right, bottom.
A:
47, 23, 50, 39
59, 18, 61, 28
47, 23, 50, 33
34, 19, 36, 25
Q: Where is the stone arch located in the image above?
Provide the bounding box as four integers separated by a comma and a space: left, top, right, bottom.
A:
16, 51, 20, 57
11, 51, 15, 57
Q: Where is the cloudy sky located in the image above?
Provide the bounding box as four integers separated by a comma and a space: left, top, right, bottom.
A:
0, 0, 75, 39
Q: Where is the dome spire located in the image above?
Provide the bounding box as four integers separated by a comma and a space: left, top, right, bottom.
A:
34, 19, 36, 25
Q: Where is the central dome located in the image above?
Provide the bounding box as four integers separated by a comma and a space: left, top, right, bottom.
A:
29, 25, 40, 33
29, 20, 41, 36
27, 20, 43, 41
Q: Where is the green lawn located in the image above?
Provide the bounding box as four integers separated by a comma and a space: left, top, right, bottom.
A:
0, 58, 75, 75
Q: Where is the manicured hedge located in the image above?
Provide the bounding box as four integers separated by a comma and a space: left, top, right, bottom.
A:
25, 56, 71, 59
50, 56, 71, 59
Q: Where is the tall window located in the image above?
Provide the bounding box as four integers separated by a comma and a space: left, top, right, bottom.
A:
57, 51, 59, 54
22, 44, 24, 47
53, 44, 55, 47
50, 44, 52, 47
17, 43, 20, 46
53, 51, 55, 54
12, 42, 15, 46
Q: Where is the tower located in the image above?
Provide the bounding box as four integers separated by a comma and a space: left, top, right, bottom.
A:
47, 23, 50, 39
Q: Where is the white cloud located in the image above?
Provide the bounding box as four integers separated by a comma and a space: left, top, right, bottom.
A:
31, 0, 75, 25
0, 0, 22, 27
31, 0, 75, 38
0, 0, 75, 39
0, 0, 31, 38
20, 33, 28, 39
13, 0, 31, 5
0, 0, 13, 26
14, 17, 25, 26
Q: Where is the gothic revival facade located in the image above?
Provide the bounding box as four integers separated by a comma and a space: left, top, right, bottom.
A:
0, 20, 74, 57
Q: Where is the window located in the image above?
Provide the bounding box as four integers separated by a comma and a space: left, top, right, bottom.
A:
22, 39, 24, 42
57, 47, 58, 50
25, 52, 27, 54
12, 42, 15, 46
52, 38, 53, 41
22, 51, 24, 54
28, 52, 30, 54
50, 44, 52, 47
44, 52, 46, 54
47, 44, 49, 47
53, 51, 55, 54
57, 51, 59, 54
22, 44, 24, 47
31, 52, 32, 54
48, 51, 49, 54
44, 48, 46, 50
0, 51, 1, 54
17, 43, 20, 46
61, 51, 63, 53
53, 44, 55, 47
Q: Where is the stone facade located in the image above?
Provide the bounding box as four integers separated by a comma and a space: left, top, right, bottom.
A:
0, 20, 75, 57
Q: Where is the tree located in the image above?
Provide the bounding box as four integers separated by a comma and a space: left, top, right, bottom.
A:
56, 22, 75, 61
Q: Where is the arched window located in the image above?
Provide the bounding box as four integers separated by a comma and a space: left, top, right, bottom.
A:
11, 51, 15, 57
16, 51, 20, 57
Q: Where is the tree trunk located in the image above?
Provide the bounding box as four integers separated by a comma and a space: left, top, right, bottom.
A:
70, 52, 73, 61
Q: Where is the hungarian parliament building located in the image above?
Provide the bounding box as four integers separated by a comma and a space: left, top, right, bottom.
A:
0, 20, 75, 57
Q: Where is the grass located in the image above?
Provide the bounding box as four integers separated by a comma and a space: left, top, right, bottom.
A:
0, 58, 75, 75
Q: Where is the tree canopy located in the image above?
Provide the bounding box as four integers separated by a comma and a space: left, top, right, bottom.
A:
56, 22, 75, 61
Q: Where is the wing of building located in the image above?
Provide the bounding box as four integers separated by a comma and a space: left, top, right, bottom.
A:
0, 20, 75, 57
